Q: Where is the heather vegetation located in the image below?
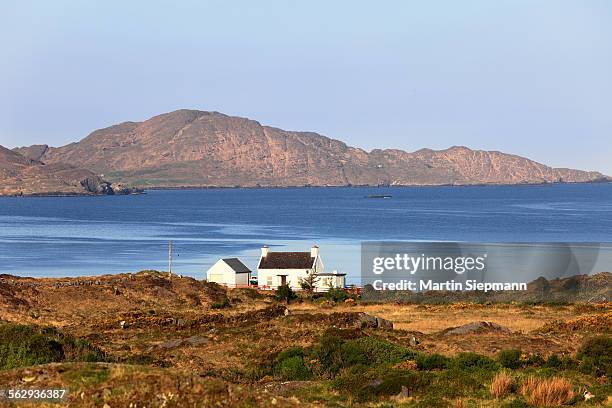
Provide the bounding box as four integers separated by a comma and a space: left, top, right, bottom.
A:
0, 323, 105, 369
0, 273, 609, 406
245, 327, 611, 406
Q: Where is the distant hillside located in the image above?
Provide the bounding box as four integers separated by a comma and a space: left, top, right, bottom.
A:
14, 110, 610, 188
0, 145, 138, 196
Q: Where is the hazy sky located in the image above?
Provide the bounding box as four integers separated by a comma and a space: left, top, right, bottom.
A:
1, 1, 611, 174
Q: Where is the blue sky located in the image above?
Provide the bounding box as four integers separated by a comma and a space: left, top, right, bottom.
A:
1, 1, 611, 174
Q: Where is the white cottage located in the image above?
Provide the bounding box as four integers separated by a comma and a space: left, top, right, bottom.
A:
257, 245, 327, 290
206, 258, 252, 287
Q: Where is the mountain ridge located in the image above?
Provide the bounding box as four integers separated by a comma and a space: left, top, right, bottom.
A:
0, 145, 140, 196
12, 109, 610, 188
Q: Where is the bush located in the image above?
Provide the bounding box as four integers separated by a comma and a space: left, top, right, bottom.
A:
274, 284, 297, 303
523, 354, 544, 367
276, 346, 305, 362
545, 354, 561, 368
490, 371, 515, 398
211, 299, 230, 309
576, 336, 612, 377
577, 335, 611, 358
346, 336, 415, 366
331, 366, 429, 402
324, 288, 353, 303
416, 353, 450, 370
312, 334, 415, 376
274, 356, 311, 380
0, 323, 105, 369
498, 349, 522, 369
452, 352, 498, 371
273, 346, 311, 380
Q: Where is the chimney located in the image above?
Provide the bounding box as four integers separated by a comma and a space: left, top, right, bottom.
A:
311, 245, 319, 258
261, 245, 269, 258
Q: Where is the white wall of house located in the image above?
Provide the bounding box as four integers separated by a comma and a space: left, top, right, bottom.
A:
257, 268, 313, 290
234, 272, 250, 286
313, 256, 324, 273
206, 259, 250, 286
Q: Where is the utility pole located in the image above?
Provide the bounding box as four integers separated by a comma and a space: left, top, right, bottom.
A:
168, 240, 173, 277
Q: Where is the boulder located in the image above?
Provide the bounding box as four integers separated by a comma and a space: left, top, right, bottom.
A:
440, 321, 511, 336
356, 313, 394, 329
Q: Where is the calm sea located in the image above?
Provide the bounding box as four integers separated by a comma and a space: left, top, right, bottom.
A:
1, 184, 612, 283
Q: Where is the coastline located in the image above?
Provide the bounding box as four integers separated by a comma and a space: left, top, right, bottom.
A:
139, 178, 611, 192
0, 190, 146, 198
2, 178, 610, 198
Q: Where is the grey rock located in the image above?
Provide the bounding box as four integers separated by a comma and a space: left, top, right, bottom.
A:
440, 321, 511, 336
356, 313, 393, 329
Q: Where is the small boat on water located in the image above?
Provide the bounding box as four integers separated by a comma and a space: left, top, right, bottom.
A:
366, 194, 392, 199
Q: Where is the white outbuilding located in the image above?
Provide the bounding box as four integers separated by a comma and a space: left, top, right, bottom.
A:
206, 258, 252, 287
315, 271, 347, 292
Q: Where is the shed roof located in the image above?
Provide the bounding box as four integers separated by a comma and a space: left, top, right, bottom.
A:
222, 258, 251, 273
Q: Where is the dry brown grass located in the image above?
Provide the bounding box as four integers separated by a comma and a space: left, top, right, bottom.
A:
290, 302, 599, 334
490, 371, 514, 399
519, 375, 539, 397
450, 397, 467, 408
519, 376, 574, 407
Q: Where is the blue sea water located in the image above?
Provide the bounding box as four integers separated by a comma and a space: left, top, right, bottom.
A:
1, 183, 611, 283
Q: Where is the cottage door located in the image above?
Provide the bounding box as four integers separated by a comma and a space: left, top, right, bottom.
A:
279, 275, 287, 286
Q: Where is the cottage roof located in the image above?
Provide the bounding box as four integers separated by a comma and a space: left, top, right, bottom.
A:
258, 252, 315, 269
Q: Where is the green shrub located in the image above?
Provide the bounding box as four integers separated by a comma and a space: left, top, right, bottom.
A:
545, 354, 562, 368
324, 288, 352, 303
523, 354, 544, 367
338, 341, 370, 367
416, 353, 451, 370
544, 354, 577, 370
346, 336, 415, 365
274, 356, 311, 380
576, 336, 612, 377
452, 352, 498, 371
0, 323, 105, 370
332, 367, 429, 402
438, 367, 494, 398
311, 334, 346, 376
577, 336, 612, 357
333, 365, 494, 403
498, 349, 522, 369
312, 334, 415, 376
211, 299, 230, 309
273, 347, 311, 380
274, 285, 297, 303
